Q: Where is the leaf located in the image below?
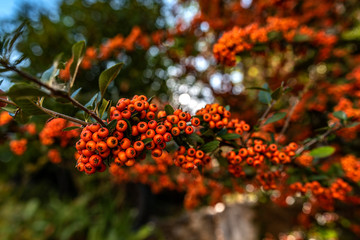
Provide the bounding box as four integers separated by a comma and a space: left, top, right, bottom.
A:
264, 112, 286, 125
12, 99, 46, 115
70, 87, 82, 99
99, 63, 123, 98
293, 34, 310, 42
1, 105, 17, 113
333, 111, 347, 120
271, 86, 282, 100
99, 99, 110, 118
164, 104, 174, 115
13, 109, 29, 124
347, 122, 360, 128
247, 86, 271, 92
84, 93, 99, 108
225, 105, 230, 111
69, 41, 86, 88
310, 146, 335, 158
258, 83, 272, 104
201, 140, 220, 153
106, 120, 117, 133
142, 138, 153, 145
221, 133, 241, 140
147, 95, 155, 103
7, 83, 49, 99
186, 133, 205, 146
63, 126, 81, 131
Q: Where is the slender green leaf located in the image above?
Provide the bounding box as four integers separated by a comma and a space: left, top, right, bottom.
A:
271, 86, 282, 100
99, 99, 110, 118
333, 111, 347, 120
265, 112, 286, 125
142, 138, 153, 145
106, 120, 117, 133
221, 133, 241, 140
7, 83, 49, 99
201, 140, 220, 153
69, 41, 86, 88
310, 146, 335, 158
12, 99, 46, 115
164, 104, 174, 115
63, 126, 81, 131
247, 86, 271, 92
70, 87, 82, 98
99, 63, 123, 98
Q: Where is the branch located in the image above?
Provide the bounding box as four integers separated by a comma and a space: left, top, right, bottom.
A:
0, 98, 87, 126
276, 97, 299, 143
1, 62, 106, 126
295, 124, 342, 155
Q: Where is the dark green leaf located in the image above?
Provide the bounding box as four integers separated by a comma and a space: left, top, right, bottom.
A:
164, 104, 174, 115
271, 86, 282, 100
12, 99, 46, 115
7, 83, 49, 99
84, 93, 98, 108
347, 122, 360, 128
247, 87, 271, 92
1, 105, 17, 113
99, 99, 110, 118
142, 138, 153, 145
310, 146, 335, 158
221, 133, 241, 140
13, 109, 29, 124
70, 87, 82, 98
147, 95, 155, 103
333, 111, 347, 120
69, 41, 86, 87
99, 63, 123, 98
264, 112, 286, 125
186, 133, 205, 146
62, 126, 81, 131
201, 140, 220, 153
106, 120, 117, 133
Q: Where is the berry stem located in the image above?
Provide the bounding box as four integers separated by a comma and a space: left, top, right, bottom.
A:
0, 98, 87, 126
0, 61, 106, 127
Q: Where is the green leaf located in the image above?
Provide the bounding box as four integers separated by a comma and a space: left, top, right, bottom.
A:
12, 99, 46, 115
7, 83, 49, 99
247, 86, 271, 92
99, 63, 123, 98
84, 93, 99, 108
221, 133, 241, 140
147, 95, 155, 103
13, 109, 30, 124
293, 34, 310, 42
70, 88, 82, 99
201, 140, 220, 153
142, 138, 153, 145
1, 104, 17, 113
333, 111, 347, 120
310, 146, 335, 158
69, 41, 86, 88
258, 83, 271, 104
186, 133, 205, 146
271, 86, 283, 100
99, 99, 110, 118
106, 120, 117, 133
264, 112, 286, 125
62, 126, 81, 131
164, 104, 174, 115
347, 122, 360, 128
225, 105, 230, 111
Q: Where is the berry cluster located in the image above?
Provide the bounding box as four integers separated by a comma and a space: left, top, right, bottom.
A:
173, 146, 211, 172
227, 140, 298, 177
75, 95, 197, 174
196, 103, 231, 129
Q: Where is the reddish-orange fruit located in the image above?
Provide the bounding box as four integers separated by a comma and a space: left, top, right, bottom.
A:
185, 126, 194, 134
171, 127, 180, 136
149, 103, 158, 112
146, 129, 156, 139
155, 125, 166, 135
239, 148, 248, 157
137, 122, 148, 133
97, 128, 109, 138
125, 159, 135, 166
163, 132, 172, 142
157, 110, 167, 119
195, 150, 204, 159
153, 134, 164, 144
121, 110, 131, 119
116, 120, 128, 132
120, 138, 131, 149
146, 111, 155, 120
134, 101, 144, 111
125, 147, 136, 158
134, 141, 145, 152
89, 155, 102, 167
151, 148, 163, 158
81, 130, 92, 141
96, 141, 108, 152
86, 141, 96, 152
88, 123, 101, 133
118, 151, 127, 162
92, 132, 101, 142
96, 163, 107, 172
203, 113, 211, 122
178, 120, 187, 130
131, 125, 139, 136
148, 120, 157, 129
82, 149, 94, 157
242, 124, 250, 131
106, 137, 118, 148
185, 162, 194, 171
112, 131, 124, 140
191, 117, 200, 127
76, 162, 85, 172
187, 148, 196, 157
76, 139, 86, 150
99, 150, 110, 158
84, 163, 96, 174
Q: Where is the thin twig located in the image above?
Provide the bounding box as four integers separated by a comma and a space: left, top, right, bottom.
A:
0, 98, 87, 126
295, 124, 342, 155
1, 62, 106, 126
276, 97, 299, 143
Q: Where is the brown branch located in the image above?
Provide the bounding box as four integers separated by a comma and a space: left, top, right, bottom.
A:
276, 97, 299, 143
0, 98, 87, 126
295, 124, 342, 155
1, 62, 106, 126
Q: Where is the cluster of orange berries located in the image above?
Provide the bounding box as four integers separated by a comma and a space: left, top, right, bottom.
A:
290, 179, 353, 208
227, 141, 298, 177
340, 155, 360, 182
256, 170, 282, 190
296, 151, 313, 167
75, 95, 199, 174
48, 149, 62, 164
9, 138, 27, 156
213, 16, 337, 66
0, 111, 12, 126
173, 146, 211, 172
196, 103, 231, 129
39, 118, 79, 147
